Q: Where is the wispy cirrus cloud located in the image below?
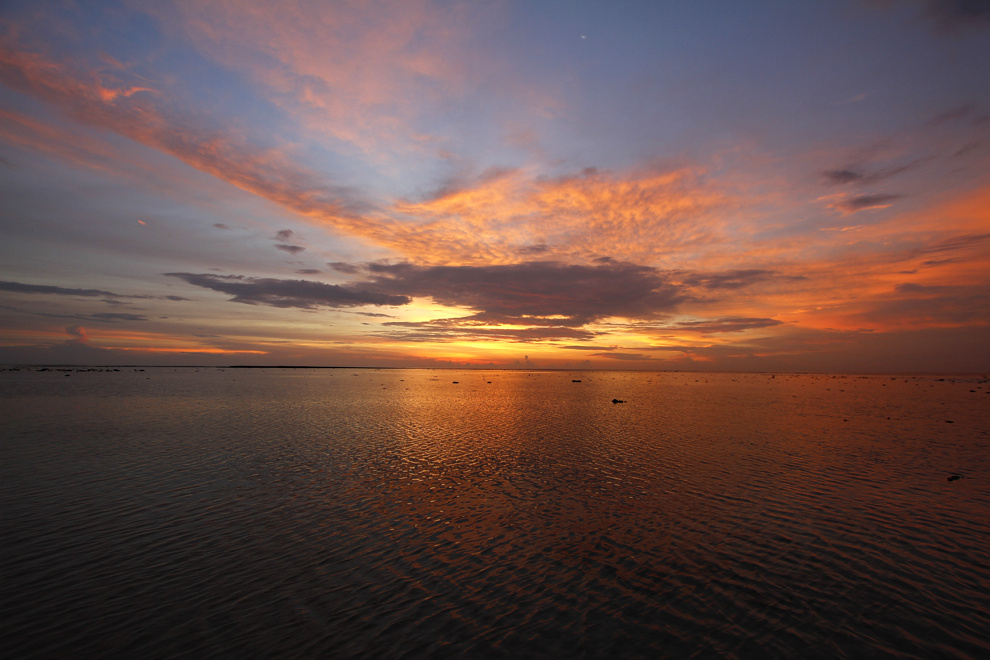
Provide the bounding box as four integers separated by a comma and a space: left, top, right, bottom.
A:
149, 0, 471, 156
145, 0, 562, 161
914, 232, 990, 257
0, 40, 379, 232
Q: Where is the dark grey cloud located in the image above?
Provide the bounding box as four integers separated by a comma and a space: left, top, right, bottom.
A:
89, 312, 149, 322
831, 193, 903, 213
679, 269, 797, 290
1, 280, 122, 298
517, 243, 550, 255
213, 223, 230, 230
821, 163, 915, 186
337, 260, 692, 343
38, 311, 149, 323
668, 317, 784, 334
275, 244, 305, 254
823, 169, 864, 184
328, 262, 361, 274
165, 260, 801, 343
925, 0, 990, 29
364, 260, 687, 325
1, 280, 195, 302
296, 268, 321, 274
275, 229, 294, 241
164, 272, 410, 309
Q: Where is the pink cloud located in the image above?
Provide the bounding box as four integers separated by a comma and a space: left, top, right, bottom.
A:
145, 0, 560, 159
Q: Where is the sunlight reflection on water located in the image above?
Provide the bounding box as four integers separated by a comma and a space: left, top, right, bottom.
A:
2, 368, 988, 657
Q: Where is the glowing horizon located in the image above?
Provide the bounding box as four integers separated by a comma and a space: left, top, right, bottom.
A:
1, 1, 988, 372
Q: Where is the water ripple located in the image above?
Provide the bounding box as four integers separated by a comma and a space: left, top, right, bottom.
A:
2, 368, 988, 657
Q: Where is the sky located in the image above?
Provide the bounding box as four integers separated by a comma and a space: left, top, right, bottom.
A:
1, 0, 989, 371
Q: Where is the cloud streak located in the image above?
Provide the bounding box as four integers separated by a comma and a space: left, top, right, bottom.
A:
664, 317, 784, 334
1, 280, 126, 298
827, 193, 904, 214
164, 272, 410, 309
275, 244, 305, 255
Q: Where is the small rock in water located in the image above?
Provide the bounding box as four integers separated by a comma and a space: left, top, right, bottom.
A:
948, 474, 962, 482
572, 380, 582, 383
612, 398, 625, 404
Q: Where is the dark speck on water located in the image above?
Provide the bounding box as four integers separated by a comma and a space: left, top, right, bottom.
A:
1, 368, 988, 658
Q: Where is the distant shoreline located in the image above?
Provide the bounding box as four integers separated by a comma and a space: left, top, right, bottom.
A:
1, 364, 985, 378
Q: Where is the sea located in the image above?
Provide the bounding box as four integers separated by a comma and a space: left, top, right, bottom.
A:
1, 367, 988, 658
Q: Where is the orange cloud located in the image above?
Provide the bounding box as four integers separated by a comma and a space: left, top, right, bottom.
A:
2, 41, 732, 267
391, 167, 730, 264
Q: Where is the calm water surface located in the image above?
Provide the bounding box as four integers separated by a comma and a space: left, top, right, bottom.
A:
2, 368, 989, 658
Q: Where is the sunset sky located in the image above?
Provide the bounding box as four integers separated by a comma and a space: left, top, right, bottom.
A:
1, 0, 988, 371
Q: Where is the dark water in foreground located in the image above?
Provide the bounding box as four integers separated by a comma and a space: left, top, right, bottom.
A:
1, 368, 989, 658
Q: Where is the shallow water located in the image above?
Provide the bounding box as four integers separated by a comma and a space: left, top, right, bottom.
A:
1, 368, 988, 658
